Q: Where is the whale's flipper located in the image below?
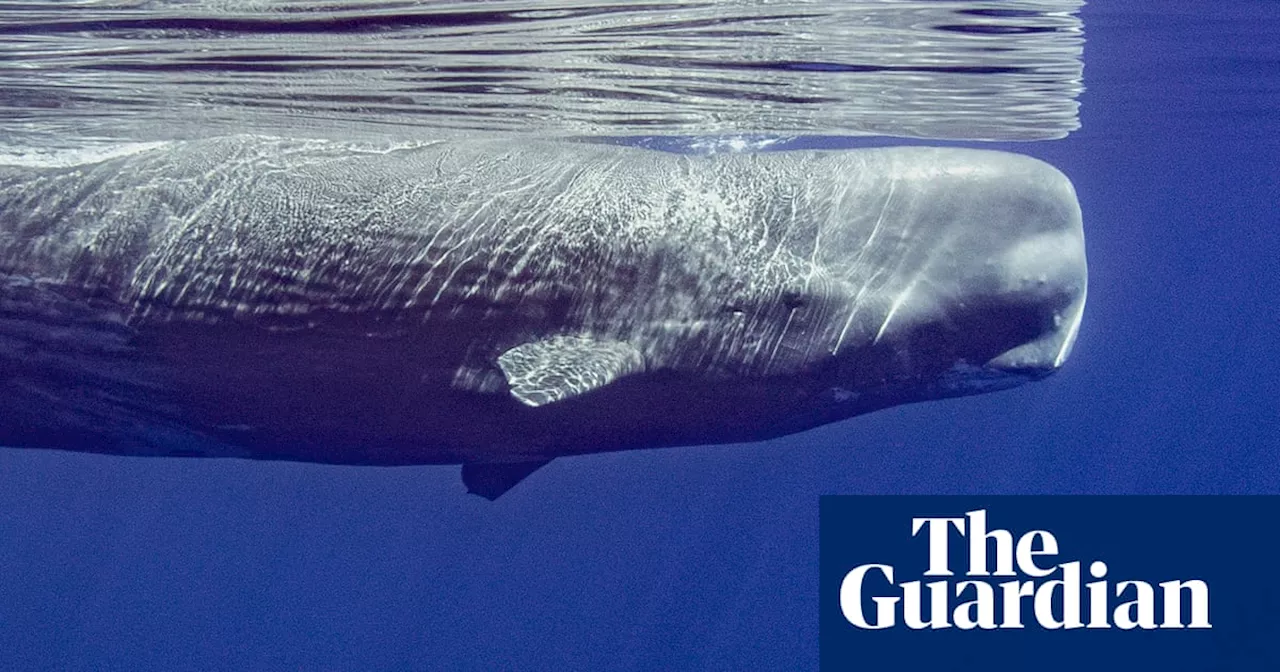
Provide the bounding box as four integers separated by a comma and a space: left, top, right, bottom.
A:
462, 459, 552, 500
497, 336, 644, 407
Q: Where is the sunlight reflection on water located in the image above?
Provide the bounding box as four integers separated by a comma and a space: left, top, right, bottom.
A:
0, 0, 1083, 146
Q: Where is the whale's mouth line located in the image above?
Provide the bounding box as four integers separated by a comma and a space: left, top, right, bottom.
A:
1053, 288, 1087, 368
981, 287, 1087, 376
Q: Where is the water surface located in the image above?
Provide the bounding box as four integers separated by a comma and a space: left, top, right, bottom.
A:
0, 0, 1083, 146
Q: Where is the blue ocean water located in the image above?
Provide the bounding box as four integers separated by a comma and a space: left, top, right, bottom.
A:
0, 1, 1277, 670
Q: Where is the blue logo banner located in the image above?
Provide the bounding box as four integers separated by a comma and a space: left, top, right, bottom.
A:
819, 496, 1280, 670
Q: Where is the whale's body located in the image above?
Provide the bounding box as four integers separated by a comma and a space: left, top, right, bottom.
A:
0, 137, 1086, 497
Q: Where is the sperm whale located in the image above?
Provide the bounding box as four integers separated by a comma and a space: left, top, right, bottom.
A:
0, 137, 1086, 498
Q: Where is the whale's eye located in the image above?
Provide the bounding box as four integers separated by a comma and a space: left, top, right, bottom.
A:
782, 292, 807, 310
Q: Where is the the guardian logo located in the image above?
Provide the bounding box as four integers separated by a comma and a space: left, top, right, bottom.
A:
840, 510, 1211, 631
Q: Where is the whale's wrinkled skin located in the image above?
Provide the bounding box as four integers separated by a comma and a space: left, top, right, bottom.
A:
0, 137, 1086, 498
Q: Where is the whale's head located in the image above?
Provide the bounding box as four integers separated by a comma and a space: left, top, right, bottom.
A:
805, 147, 1087, 411
679, 147, 1088, 422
